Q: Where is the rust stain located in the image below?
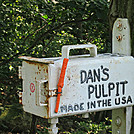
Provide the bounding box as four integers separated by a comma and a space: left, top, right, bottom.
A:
25, 60, 37, 65
19, 56, 54, 64
42, 82, 50, 118
35, 72, 38, 75
46, 68, 48, 73
67, 76, 71, 81
46, 95, 50, 118
40, 64, 44, 67
43, 68, 46, 72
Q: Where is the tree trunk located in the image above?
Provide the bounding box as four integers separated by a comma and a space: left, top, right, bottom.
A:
109, 0, 134, 133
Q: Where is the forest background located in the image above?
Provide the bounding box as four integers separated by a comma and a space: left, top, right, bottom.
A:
0, 0, 114, 133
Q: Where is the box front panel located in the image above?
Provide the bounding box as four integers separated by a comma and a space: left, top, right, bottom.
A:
50, 56, 134, 118
22, 61, 49, 118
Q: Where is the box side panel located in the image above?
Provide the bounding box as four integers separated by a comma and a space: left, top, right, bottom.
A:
49, 56, 134, 118
22, 61, 50, 118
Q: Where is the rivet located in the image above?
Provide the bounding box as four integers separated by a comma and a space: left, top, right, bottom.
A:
115, 116, 122, 126
116, 34, 122, 41
116, 20, 123, 31
116, 130, 121, 134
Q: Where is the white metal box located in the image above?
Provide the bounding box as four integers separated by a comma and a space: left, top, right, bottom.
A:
19, 45, 134, 118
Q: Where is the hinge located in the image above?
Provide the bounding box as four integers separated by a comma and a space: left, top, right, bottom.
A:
49, 89, 61, 97
18, 66, 22, 79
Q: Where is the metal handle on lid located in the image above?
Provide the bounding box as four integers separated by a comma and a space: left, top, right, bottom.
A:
62, 44, 97, 59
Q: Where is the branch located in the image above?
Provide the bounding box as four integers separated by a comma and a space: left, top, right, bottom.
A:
0, 17, 90, 66
22, 23, 47, 45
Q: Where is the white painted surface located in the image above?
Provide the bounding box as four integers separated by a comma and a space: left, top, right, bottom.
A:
62, 44, 97, 59
112, 18, 132, 134
21, 53, 134, 118
112, 18, 131, 56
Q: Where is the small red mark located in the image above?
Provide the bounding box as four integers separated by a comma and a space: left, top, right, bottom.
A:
30, 83, 35, 93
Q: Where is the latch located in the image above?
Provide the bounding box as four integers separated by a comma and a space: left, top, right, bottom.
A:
36, 80, 48, 107
49, 89, 59, 97
55, 58, 69, 113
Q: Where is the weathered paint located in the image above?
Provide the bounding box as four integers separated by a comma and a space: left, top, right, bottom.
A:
19, 56, 57, 64
20, 53, 134, 118
112, 18, 131, 56
112, 18, 132, 134
50, 55, 134, 118
21, 61, 49, 118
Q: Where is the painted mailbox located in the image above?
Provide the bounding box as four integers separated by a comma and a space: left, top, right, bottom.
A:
19, 44, 134, 119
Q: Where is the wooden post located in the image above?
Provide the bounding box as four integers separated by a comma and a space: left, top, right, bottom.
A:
112, 18, 132, 134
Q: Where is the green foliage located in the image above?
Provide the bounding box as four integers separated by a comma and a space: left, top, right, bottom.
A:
57, 116, 111, 134
35, 115, 112, 134
0, 0, 111, 133
0, 0, 110, 61
0, 104, 32, 133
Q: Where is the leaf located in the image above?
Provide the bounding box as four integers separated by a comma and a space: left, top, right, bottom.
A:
9, 65, 13, 71
42, 15, 48, 19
